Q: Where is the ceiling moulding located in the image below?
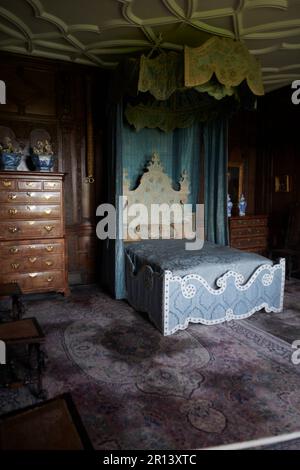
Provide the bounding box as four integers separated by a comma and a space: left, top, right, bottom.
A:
0, 6, 32, 41
191, 8, 235, 20
243, 28, 300, 40
244, 0, 288, 10
0, 22, 25, 40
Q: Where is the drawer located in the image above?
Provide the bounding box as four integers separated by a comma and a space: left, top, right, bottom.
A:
18, 180, 42, 190
0, 270, 64, 293
1, 254, 64, 274
230, 226, 268, 238
43, 181, 62, 191
0, 191, 61, 204
0, 240, 64, 257
231, 236, 267, 250
0, 204, 61, 220
0, 179, 16, 190
230, 218, 268, 228
0, 220, 63, 240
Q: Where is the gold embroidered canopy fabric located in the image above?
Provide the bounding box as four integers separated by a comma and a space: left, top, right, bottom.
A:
119, 36, 264, 132
138, 37, 264, 102
185, 37, 264, 96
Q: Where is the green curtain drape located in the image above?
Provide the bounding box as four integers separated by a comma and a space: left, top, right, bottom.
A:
101, 101, 125, 299
204, 118, 229, 245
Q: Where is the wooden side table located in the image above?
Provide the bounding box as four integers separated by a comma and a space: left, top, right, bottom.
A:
0, 283, 25, 320
0, 393, 93, 450
0, 317, 46, 398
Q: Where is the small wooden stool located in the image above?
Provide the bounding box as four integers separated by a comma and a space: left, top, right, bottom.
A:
0, 393, 93, 450
0, 317, 46, 398
0, 283, 25, 320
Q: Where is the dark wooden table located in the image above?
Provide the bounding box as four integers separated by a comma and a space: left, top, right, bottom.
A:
0, 283, 25, 320
0, 317, 46, 398
0, 393, 93, 450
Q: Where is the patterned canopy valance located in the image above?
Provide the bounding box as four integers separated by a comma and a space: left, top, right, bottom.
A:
110, 36, 263, 132
185, 37, 264, 96
125, 89, 238, 133
137, 37, 264, 102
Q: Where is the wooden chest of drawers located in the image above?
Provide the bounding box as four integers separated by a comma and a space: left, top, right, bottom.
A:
0, 172, 68, 295
229, 215, 269, 255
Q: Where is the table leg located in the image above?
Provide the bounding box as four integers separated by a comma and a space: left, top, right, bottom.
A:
34, 344, 47, 399
12, 294, 25, 320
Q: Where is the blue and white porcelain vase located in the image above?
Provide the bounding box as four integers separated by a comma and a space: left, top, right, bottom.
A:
227, 194, 233, 217
0, 137, 22, 170
238, 193, 247, 216
0, 152, 22, 171
31, 139, 55, 172
31, 154, 55, 172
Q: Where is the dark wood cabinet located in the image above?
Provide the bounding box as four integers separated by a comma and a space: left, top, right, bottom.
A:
229, 215, 269, 255
0, 171, 68, 295
0, 53, 106, 285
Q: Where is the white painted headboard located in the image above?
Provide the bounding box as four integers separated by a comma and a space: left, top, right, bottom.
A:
123, 153, 194, 241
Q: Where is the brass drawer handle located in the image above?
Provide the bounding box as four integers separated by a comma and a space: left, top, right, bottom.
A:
47, 183, 56, 188
10, 247, 19, 254
29, 273, 37, 278
11, 263, 20, 270
44, 225, 54, 232
26, 192, 33, 197
45, 260, 53, 266
47, 276, 54, 282
8, 226, 19, 233
46, 245, 54, 252
8, 208, 18, 215
26, 182, 34, 187
44, 209, 52, 215
29, 257, 37, 264
44, 195, 51, 200
3, 180, 12, 187
8, 194, 17, 200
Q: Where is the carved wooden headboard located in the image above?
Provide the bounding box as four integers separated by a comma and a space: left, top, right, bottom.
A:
123, 153, 194, 241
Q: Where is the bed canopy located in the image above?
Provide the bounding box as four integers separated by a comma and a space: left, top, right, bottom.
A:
101, 36, 263, 299
111, 36, 264, 133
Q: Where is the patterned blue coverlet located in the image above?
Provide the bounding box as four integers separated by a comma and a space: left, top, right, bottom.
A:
125, 240, 285, 335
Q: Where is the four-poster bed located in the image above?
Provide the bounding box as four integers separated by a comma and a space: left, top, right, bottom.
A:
124, 154, 285, 336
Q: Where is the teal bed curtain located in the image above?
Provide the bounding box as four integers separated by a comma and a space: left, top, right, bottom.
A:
122, 123, 201, 206
101, 102, 124, 298
204, 118, 229, 245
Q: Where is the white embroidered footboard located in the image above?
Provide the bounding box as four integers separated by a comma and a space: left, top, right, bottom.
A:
163, 258, 285, 335
125, 254, 286, 336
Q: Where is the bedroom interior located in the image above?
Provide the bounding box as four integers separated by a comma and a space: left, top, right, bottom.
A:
0, 0, 300, 453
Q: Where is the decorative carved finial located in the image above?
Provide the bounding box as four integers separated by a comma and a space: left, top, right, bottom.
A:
123, 168, 130, 194
147, 152, 164, 171
180, 170, 189, 202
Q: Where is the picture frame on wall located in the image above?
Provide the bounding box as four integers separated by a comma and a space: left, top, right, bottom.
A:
275, 175, 291, 193
228, 162, 244, 203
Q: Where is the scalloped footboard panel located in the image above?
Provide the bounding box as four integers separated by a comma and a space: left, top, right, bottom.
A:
125, 254, 286, 336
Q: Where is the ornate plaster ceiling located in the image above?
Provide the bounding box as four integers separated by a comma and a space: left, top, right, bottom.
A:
0, 0, 300, 91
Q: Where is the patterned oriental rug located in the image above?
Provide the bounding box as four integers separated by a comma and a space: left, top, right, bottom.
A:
1, 283, 300, 450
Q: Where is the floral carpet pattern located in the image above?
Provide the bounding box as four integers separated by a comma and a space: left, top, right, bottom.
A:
1, 281, 300, 449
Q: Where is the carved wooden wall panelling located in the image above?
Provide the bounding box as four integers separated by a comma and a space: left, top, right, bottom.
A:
0, 53, 106, 285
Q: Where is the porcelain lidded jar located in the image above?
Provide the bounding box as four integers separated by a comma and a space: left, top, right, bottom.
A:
0, 137, 22, 171
31, 139, 55, 172
238, 193, 247, 216
227, 194, 233, 217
